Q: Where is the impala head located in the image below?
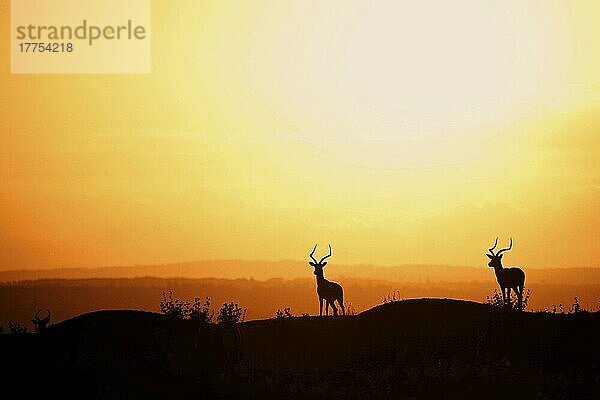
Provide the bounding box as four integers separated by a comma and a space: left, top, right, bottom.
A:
486, 238, 512, 268
309, 244, 332, 275
32, 309, 51, 331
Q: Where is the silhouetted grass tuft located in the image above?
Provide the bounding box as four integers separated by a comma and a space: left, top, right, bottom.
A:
274, 307, 293, 319
345, 302, 358, 315
382, 290, 402, 304
485, 288, 531, 311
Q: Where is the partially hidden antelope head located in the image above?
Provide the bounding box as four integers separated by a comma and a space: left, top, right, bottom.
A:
31, 309, 51, 333
309, 244, 345, 316
486, 238, 526, 310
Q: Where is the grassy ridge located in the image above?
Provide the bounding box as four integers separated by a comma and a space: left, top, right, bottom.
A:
1, 299, 598, 399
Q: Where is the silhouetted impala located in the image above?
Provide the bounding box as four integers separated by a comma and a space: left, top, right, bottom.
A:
486, 238, 526, 310
32, 309, 51, 333
309, 244, 345, 316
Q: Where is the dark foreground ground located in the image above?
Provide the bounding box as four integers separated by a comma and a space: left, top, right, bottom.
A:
1, 299, 599, 399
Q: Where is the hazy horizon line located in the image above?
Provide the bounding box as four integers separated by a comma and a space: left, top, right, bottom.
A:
2, 258, 600, 273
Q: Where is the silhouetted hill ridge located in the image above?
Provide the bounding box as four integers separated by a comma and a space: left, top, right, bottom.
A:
2, 299, 598, 399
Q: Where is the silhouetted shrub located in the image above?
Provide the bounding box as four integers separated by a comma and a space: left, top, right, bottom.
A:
8, 320, 27, 334
274, 307, 293, 319
160, 291, 189, 319
189, 296, 213, 323
160, 292, 247, 323
486, 289, 505, 308
549, 297, 587, 314
217, 302, 246, 324
486, 289, 530, 311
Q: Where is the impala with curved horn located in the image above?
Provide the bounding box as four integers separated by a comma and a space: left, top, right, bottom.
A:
486, 238, 526, 310
31, 309, 51, 333
309, 244, 345, 316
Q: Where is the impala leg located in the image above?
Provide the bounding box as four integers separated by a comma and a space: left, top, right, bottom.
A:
506, 287, 512, 307
339, 300, 345, 316
331, 302, 338, 316
325, 300, 330, 316
516, 286, 523, 310
319, 297, 323, 317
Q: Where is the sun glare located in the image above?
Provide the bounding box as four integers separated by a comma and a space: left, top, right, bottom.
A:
339, 0, 513, 117
245, 0, 574, 168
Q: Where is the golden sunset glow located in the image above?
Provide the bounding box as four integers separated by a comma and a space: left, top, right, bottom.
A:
1, 0, 600, 270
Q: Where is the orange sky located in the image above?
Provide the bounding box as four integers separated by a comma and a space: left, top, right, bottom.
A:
1, 1, 600, 271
